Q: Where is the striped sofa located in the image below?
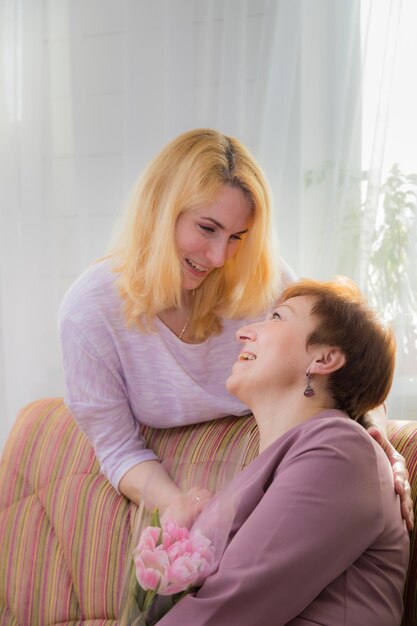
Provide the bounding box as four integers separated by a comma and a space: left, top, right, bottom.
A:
0, 399, 416, 626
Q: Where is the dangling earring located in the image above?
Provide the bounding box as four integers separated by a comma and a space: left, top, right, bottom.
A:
304, 370, 315, 397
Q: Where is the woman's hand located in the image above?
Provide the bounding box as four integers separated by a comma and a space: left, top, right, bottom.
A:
119, 461, 212, 528
367, 426, 414, 531
161, 486, 212, 529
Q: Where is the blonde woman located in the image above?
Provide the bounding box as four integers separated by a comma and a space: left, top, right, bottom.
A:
58, 129, 413, 529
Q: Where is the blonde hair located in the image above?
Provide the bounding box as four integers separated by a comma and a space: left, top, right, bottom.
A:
111, 128, 279, 339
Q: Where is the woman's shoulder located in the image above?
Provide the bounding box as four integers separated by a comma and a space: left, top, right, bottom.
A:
296, 412, 394, 486
272, 411, 381, 469
301, 411, 377, 450
261, 412, 388, 501
58, 258, 124, 330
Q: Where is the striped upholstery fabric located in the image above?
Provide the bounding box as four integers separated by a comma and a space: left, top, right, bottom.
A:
0, 399, 132, 626
0, 399, 416, 625
387, 420, 417, 626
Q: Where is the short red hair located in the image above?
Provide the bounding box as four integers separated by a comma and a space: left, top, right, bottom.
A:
281, 277, 396, 421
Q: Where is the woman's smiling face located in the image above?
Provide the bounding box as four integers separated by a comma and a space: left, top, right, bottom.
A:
227, 295, 319, 400
175, 185, 253, 290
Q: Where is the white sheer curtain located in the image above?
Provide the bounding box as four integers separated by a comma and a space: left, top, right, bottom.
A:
359, 0, 417, 419
1, 0, 47, 447
256, 0, 363, 280
0, 0, 414, 451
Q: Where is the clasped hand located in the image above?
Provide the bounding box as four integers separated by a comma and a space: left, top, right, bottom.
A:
161, 486, 212, 529
368, 426, 414, 531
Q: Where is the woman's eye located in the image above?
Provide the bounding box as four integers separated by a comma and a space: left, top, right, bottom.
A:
230, 234, 242, 241
272, 311, 282, 320
199, 224, 216, 233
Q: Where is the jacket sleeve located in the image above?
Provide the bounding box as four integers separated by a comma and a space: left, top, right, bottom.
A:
157, 421, 385, 626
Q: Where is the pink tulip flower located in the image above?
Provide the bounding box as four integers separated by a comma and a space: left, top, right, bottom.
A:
134, 547, 170, 592
160, 555, 202, 595
136, 525, 162, 551
134, 514, 216, 603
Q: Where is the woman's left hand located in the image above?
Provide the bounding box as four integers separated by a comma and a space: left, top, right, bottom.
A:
367, 426, 414, 531
161, 486, 212, 529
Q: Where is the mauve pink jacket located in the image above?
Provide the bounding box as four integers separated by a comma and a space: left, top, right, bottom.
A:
157, 411, 409, 626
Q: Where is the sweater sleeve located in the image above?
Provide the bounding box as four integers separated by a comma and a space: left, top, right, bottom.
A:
59, 316, 157, 491
156, 421, 385, 626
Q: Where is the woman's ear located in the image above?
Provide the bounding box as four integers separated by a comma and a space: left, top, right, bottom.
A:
308, 348, 346, 376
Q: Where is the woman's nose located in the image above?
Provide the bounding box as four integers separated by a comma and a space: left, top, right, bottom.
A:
205, 240, 229, 268
236, 325, 256, 343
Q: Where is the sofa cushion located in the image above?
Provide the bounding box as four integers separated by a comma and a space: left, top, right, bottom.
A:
0, 399, 416, 625
0, 399, 131, 626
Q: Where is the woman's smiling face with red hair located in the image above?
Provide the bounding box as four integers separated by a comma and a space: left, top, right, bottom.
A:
227, 295, 318, 401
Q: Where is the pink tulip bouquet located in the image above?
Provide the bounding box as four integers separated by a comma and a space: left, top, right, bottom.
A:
128, 509, 216, 625
119, 458, 243, 626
